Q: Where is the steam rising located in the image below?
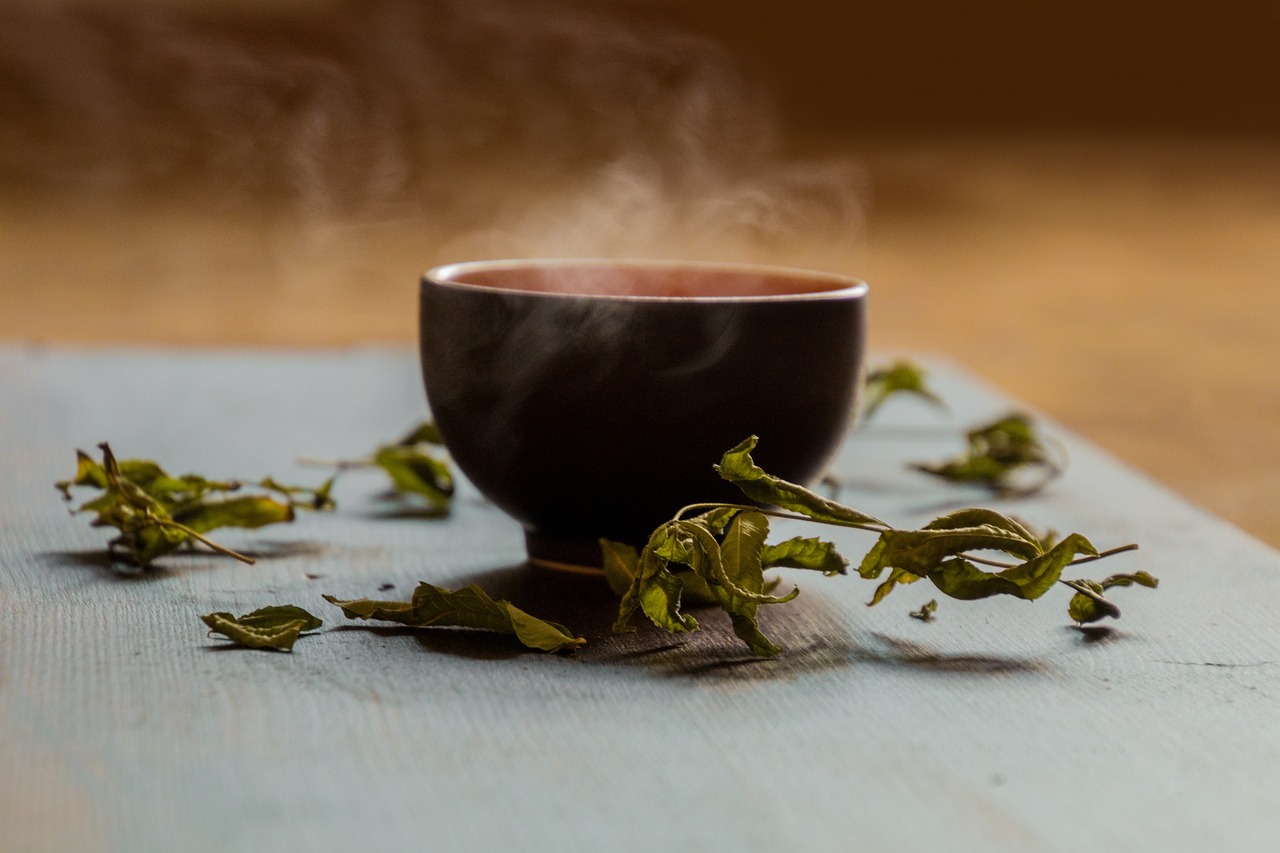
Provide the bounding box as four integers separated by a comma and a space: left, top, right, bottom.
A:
1, 0, 866, 269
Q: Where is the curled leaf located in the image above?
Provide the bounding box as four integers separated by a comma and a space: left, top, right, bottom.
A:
325, 582, 585, 653
926, 534, 1097, 603
172, 495, 295, 534
201, 605, 322, 652
760, 536, 848, 575
371, 445, 454, 512
716, 436, 886, 528
712, 510, 784, 656
1065, 571, 1159, 624
909, 599, 938, 622
600, 538, 640, 597
858, 521, 1046, 582
862, 360, 944, 420
913, 412, 1062, 497
397, 421, 446, 446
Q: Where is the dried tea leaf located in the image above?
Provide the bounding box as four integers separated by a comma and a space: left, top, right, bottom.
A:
640, 566, 699, 635
322, 595, 419, 625
259, 476, 337, 511
926, 534, 1096, 602
397, 421, 446, 446
58, 444, 332, 569
301, 420, 453, 513
326, 582, 585, 653
616, 437, 1145, 656
715, 436, 886, 528
913, 412, 1062, 497
711, 510, 783, 657
1066, 570, 1160, 623
759, 536, 848, 575
609, 510, 797, 656
600, 538, 640, 597
862, 360, 944, 420
172, 495, 295, 534
910, 599, 938, 622
370, 445, 454, 511
858, 523, 1044, 582
201, 605, 322, 652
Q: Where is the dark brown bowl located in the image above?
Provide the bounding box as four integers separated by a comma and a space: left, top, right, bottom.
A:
419, 259, 867, 570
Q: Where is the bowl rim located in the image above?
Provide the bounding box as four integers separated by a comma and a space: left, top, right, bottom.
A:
422, 258, 868, 303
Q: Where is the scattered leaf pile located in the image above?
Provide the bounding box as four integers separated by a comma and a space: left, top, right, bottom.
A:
913, 413, 1062, 496
605, 436, 1151, 657
57, 443, 334, 568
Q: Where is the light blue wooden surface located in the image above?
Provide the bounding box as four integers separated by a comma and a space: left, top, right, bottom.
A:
2, 347, 1278, 852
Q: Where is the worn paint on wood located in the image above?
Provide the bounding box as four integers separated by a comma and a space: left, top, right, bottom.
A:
2, 348, 1278, 852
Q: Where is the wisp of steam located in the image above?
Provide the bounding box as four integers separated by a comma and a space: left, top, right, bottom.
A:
0, 0, 866, 271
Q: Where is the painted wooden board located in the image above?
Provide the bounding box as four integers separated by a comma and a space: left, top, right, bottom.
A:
2, 347, 1278, 852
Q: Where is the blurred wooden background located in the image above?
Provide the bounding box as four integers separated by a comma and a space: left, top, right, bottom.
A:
2, 0, 1278, 545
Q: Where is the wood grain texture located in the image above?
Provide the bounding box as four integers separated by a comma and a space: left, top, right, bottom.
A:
2, 348, 1279, 852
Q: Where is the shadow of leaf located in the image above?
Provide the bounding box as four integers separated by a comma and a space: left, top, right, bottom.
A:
238, 540, 329, 560
1068, 625, 1123, 644
38, 549, 174, 581
865, 633, 1048, 674
360, 506, 451, 521
327, 624, 527, 661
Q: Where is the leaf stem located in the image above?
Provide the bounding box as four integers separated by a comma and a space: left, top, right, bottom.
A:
961, 543, 1139, 570
296, 456, 374, 470
671, 502, 887, 534
155, 519, 256, 565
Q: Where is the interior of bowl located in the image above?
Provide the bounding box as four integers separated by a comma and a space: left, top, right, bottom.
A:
429, 260, 865, 300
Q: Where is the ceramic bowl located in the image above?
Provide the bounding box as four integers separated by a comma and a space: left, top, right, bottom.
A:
419, 259, 867, 571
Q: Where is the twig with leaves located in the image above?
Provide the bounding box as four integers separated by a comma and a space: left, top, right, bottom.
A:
57, 443, 335, 568
604, 436, 1154, 657
300, 421, 453, 514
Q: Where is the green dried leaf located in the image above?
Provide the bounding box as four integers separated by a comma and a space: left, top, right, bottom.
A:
712, 510, 784, 657
913, 412, 1061, 497
716, 436, 886, 528
759, 536, 848, 575
681, 519, 797, 606
869, 567, 922, 607
927, 534, 1096, 602
397, 420, 446, 446
201, 605, 322, 652
57, 444, 333, 568
862, 360, 944, 420
1066, 571, 1159, 623
600, 539, 640, 597
172, 495, 295, 534
371, 445, 454, 511
923, 508, 1042, 548
611, 511, 798, 656
618, 437, 1145, 657
858, 522, 1044, 582
910, 599, 938, 622
259, 475, 338, 511
613, 526, 671, 633
234, 605, 324, 632
326, 582, 585, 653
322, 595, 419, 625
640, 567, 699, 634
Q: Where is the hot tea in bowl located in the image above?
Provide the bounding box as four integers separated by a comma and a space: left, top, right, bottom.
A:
419, 259, 868, 572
